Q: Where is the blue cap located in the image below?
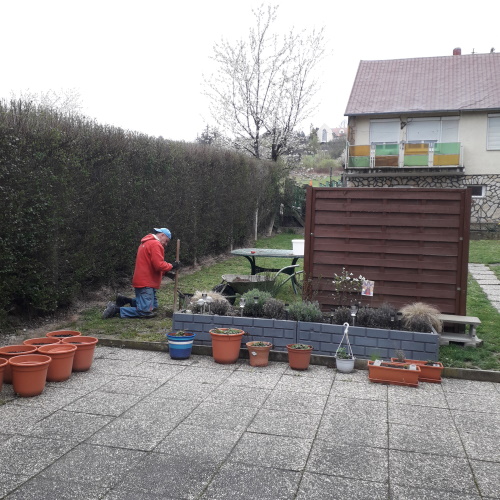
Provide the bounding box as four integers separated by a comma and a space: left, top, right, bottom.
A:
154, 228, 171, 239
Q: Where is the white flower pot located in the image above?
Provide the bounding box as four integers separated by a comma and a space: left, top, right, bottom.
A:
335, 357, 355, 373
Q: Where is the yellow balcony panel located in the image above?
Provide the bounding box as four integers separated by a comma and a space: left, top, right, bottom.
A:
349, 145, 370, 157
404, 143, 429, 155
434, 154, 460, 166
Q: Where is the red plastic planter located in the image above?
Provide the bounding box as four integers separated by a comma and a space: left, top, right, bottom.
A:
37, 344, 78, 382
0, 345, 38, 384
61, 336, 99, 371
9, 354, 52, 397
46, 330, 82, 340
24, 337, 62, 347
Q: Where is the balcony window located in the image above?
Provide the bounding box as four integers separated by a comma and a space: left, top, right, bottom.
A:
487, 114, 500, 150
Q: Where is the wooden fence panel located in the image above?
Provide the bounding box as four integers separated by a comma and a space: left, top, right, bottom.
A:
304, 187, 471, 315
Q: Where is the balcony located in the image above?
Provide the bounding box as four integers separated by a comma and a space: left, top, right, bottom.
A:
346, 142, 464, 177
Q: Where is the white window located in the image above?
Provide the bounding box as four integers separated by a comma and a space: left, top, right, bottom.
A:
487, 114, 500, 150
370, 119, 399, 143
407, 117, 459, 143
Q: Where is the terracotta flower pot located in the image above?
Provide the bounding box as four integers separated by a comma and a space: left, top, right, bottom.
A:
61, 336, 99, 372
368, 360, 421, 387
0, 345, 38, 384
246, 341, 272, 367
0, 358, 8, 392
166, 332, 196, 360
23, 337, 62, 347
391, 358, 444, 383
209, 328, 245, 364
37, 344, 78, 382
46, 330, 82, 340
9, 354, 52, 397
286, 344, 313, 371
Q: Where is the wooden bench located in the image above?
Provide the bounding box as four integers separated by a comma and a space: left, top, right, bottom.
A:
437, 314, 483, 347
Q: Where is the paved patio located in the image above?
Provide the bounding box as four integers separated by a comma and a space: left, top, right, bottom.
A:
1, 347, 499, 499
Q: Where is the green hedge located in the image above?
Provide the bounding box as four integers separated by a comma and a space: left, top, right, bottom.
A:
0, 100, 284, 320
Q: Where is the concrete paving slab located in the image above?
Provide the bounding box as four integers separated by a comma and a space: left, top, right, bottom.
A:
470, 459, 500, 498
324, 395, 386, 414
169, 366, 232, 385
389, 450, 479, 495
388, 402, 455, 429
0, 435, 74, 475
0, 472, 30, 499
228, 432, 312, 471
297, 472, 388, 500
63, 390, 143, 416
390, 484, 481, 499
444, 392, 500, 413
387, 385, 448, 408
442, 378, 500, 394
263, 389, 328, 414
99, 375, 165, 395
331, 379, 388, 400
38, 443, 147, 488
222, 369, 282, 389
26, 409, 112, 444
200, 462, 301, 500
0, 404, 56, 434
248, 408, 322, 439
317, 412, 387, 448
151, 379, 217, 403
120, 395, 198, 423
154, 424, 242, 463
306, 441, 388, 483
205, 384, 271, 407
388, 422, 465, 457
4, 477, 108, 500
114, 452, 217, 498
274, 374, 333, 394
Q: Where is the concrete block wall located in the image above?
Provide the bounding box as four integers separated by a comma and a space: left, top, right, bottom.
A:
172, 313, 439, 361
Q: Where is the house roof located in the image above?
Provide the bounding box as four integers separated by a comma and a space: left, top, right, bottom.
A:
345, 52, 500, 116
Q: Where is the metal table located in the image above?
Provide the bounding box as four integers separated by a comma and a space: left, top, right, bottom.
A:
230, 248, 303, 293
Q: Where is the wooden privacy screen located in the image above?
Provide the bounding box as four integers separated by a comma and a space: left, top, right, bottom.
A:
303, 187, 471, 315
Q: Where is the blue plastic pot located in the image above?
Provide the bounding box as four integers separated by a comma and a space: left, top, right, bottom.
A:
166, 332, 196, 359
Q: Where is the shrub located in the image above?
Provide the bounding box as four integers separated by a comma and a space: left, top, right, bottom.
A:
241, 289, 273, 317
287, 300, 322, 322
399, 302, 442, 333
332, 307, 351, 325
211, 299, 230, 316
262, 298, 286, 319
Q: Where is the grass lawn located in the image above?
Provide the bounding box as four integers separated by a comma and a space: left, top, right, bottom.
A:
53, 235, 500, 370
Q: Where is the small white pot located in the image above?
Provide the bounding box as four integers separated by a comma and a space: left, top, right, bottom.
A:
335, 357, 355, 373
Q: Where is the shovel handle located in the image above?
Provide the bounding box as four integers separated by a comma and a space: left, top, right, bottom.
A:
173, 239, 180, 312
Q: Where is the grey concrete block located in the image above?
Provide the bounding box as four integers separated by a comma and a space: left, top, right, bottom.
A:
390, 330, 413, 340
357, 337, 378, 347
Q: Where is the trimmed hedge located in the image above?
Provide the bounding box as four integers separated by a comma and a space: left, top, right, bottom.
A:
0, 100, 284, 320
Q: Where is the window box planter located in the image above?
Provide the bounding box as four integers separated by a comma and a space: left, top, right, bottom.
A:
368, 360, 421, 387
391, 358, 444, 383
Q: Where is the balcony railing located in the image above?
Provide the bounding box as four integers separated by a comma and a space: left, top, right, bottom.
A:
347, 142, 463, 169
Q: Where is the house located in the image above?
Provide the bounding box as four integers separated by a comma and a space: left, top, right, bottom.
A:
344, 48, 500, 227
315, 124, 346, 143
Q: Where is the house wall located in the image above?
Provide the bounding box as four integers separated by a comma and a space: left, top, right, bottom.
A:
348, 113, 500, 174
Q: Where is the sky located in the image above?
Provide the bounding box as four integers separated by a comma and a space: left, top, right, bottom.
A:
1, 0, 498, 142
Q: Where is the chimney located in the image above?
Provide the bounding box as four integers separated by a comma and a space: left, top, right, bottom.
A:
453, 47, 462, 56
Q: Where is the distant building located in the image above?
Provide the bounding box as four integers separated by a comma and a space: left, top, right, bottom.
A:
315, 124, 346, 143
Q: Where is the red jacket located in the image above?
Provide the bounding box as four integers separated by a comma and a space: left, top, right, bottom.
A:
132, 234, 173, 289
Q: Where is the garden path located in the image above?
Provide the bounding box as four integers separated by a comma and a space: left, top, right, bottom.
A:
469, 263, 500, 313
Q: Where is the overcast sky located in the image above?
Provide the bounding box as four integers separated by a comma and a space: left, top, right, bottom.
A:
1, 0, 498, 142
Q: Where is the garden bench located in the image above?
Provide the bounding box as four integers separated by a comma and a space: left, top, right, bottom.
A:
437, 314, 483, 347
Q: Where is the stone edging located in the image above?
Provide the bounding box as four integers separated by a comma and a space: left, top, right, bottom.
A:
96, 338, 500, 383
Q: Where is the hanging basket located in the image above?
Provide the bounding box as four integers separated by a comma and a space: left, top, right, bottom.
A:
334, 322, 356, 373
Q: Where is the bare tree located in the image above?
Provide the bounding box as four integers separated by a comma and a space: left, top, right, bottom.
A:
205, 5, 325, 162
9, 88, 83, 115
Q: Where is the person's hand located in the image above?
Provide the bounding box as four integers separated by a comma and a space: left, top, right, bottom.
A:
171, 261, 181, 270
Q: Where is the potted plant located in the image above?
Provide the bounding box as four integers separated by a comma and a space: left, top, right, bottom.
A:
166, 330, 196, 360
334, 322, 355, 373
390, 350, 443, 383
286, 343, 313, 371
209, 328, 246, 364
246, 341, 272, 367
367, 359, 421, 387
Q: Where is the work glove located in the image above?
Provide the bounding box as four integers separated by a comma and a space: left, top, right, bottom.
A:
171, 261, 181, 270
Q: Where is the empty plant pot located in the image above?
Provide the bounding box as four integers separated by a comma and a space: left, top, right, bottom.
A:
61, 336, 99, 371
0, 345, 38, 384
23, 337, 62, 347
9, 354, 52, 397
0, 358, 8, 392
46, 330, 82, 340
37, 344, 78, 382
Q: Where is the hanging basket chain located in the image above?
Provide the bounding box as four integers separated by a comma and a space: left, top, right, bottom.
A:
335, 322, 354, 358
